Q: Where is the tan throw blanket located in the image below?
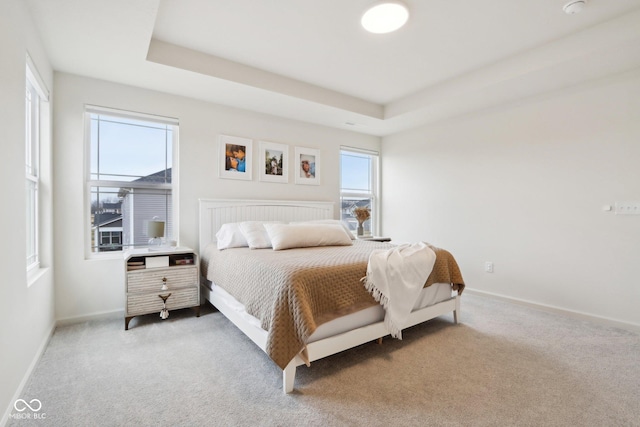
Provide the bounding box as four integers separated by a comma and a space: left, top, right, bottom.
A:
362, 242, 437, 339
202, 240, 465, 369
425, 244, 466, 294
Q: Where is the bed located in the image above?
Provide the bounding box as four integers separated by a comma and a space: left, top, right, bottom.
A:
199, 198, 464, 393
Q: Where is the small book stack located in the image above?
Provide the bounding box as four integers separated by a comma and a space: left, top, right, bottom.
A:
127, 260, 145, 271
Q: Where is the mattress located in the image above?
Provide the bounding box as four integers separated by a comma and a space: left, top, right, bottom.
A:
203, 279, 454, 343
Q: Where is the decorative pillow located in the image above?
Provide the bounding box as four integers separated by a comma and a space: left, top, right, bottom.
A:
264, 223, 354, 251
216, 223, 248, 250
239, 221, 283, 249
290, 219, 356, 240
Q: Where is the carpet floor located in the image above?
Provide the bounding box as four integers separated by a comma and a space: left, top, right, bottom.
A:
8, 293, 640, 426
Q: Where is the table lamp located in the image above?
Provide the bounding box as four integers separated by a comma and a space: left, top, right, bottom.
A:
147, 217, 165, 247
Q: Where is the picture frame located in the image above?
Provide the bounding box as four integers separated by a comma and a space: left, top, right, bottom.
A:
218, 135, 253, 181
294, 146, 320, 185
259, 140, 288, 183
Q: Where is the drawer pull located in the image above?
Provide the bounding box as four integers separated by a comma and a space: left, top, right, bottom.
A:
161, 277, 168, 291
159, 293, 172, 319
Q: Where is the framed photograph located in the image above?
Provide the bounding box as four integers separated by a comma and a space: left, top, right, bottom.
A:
294, 146, 320, 185
259, 140, 288, 183
218, 135, 252, 181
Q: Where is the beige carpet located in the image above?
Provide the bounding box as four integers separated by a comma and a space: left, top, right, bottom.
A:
8, 293, 640, 426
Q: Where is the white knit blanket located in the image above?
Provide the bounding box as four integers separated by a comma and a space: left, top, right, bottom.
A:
362, 242, 436, 339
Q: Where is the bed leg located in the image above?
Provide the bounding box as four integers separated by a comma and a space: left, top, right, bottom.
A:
283, 361, 297, 393
454, 295, 461, 324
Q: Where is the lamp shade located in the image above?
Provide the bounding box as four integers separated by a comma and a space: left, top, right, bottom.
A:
147, 220, 165, 238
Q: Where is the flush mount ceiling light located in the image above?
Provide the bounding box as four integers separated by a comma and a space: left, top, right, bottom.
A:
563, 0, 586, 15
361, 2, 409, 34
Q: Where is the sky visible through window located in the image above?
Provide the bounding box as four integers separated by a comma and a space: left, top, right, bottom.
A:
90, 115, 172, 182
341, 152, 371, 192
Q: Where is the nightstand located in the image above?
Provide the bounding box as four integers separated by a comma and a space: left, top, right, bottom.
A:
124, 247, 200, 330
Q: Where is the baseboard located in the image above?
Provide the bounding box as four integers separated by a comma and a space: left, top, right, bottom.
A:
1, 323, 55, 427
55, 309, 123, 326
1, 309, 126, 425
465, 288, 640, 332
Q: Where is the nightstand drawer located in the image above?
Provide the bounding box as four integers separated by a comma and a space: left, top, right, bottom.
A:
126, 287, 199, 316
127, 266, 197, 293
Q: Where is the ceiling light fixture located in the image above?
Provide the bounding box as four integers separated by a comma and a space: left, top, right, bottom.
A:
563, 0, 586, 15
361, 2, 409, 34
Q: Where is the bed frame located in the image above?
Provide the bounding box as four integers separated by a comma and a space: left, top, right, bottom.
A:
199, 198, 460, 393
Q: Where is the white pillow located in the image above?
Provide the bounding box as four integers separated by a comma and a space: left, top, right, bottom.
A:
265, 223, 353, 251
290, 219, 356, 240
239, 221, 282, 249
216, 223, 248, 250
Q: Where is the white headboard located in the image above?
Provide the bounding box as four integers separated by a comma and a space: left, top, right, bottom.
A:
198, 199, 335, 254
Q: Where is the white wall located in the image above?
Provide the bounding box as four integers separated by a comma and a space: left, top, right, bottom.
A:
53, 73, 380, 321
0, 1, 55, 424
381, 70, 640, 326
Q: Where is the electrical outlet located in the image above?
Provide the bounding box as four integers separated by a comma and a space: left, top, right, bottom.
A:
615, 202, 640, 215
484, 262, 494, 273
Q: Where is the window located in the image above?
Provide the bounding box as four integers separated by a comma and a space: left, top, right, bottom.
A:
340, 147, 379, 236
26, 58, 48, 270
100, 231, 122, 249
86, 107, 177, 254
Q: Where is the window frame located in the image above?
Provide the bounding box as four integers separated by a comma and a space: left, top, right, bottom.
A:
84, 106, 179, 258
25, 57, 48, 272
339, 147, 380, 237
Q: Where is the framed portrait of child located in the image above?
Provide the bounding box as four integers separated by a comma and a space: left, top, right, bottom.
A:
294, 146, 320, 185
218, 134, 253, 181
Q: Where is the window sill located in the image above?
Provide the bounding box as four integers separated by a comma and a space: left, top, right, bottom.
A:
27, 265, 50, 288
85, 251, 124, 261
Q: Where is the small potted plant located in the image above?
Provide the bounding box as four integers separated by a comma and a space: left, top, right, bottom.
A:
352, 206, 371, 237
